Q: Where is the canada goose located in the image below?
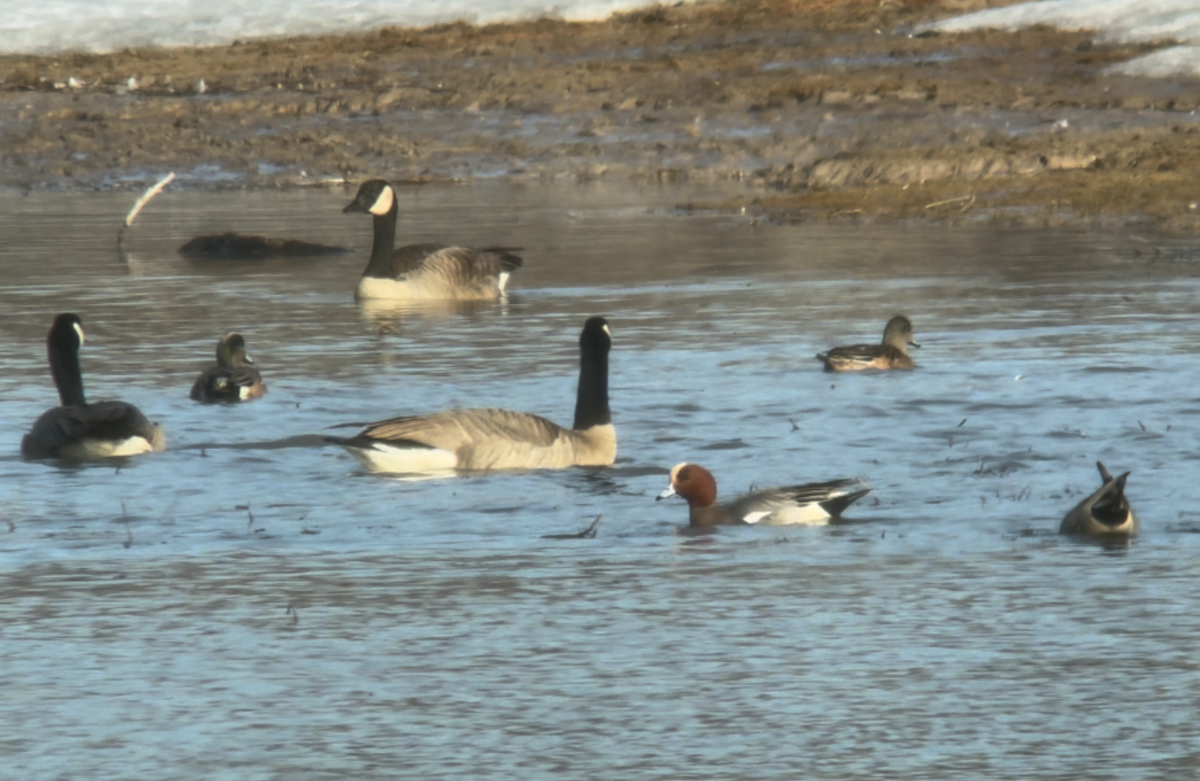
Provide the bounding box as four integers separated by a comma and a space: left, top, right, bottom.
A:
1060, 462, 1140, 535
657, 463, 871, 527
190, 332, 267, 403
330, 316, 615, 473
21, 313, 165, 459
343, 179, 523, 300
816, 315, 920, 372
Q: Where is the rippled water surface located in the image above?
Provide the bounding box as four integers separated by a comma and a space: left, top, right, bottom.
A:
2, 181, 1200, 779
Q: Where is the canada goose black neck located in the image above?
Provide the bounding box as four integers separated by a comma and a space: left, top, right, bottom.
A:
363, 203, 398, 280
49, 313, 87, 407
344, 180, 399, 280
573, 316, 612, 431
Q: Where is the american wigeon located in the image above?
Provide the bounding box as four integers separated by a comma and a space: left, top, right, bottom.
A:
816, 314, 920, 372
22, 313, 165, 459
344, 179, 524, 300
328, 317, 616, 473
190, 332, 267, 403
656, 462, 871, 527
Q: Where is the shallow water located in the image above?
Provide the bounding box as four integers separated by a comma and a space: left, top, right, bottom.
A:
2, 181, 1200, 779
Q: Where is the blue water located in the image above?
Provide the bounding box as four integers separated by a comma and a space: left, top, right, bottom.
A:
2, 181, 1200, 778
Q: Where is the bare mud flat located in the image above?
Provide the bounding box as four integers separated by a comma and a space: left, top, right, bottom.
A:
2, 0, 1200, 229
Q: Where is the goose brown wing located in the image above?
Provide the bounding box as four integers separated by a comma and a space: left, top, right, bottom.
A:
38, 401, 156, 447
400, 246, 520, 286
391, 242, 449, 276
78, 401, 158, 443
356, 408, 567, 449
476, 246, 524, 272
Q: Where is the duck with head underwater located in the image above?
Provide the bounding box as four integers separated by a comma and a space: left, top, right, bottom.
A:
1060, 462, 1140, 536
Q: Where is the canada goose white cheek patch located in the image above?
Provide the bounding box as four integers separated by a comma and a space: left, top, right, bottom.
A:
74, 323, 85, 345
368, 185, 395, 216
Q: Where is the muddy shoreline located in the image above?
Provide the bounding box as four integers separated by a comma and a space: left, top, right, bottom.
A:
2, 0, 1199, 229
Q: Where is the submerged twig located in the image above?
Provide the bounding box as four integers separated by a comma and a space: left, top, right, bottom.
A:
121, 504, 133, 549
542, 514, 603, 540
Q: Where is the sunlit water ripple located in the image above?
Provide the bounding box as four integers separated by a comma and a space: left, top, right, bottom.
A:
1, 181, 1199, 779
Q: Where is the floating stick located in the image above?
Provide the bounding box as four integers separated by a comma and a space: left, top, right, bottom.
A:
117, 171, 175, 248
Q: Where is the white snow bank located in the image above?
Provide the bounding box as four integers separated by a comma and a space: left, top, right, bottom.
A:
921, 0, 1200, 78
